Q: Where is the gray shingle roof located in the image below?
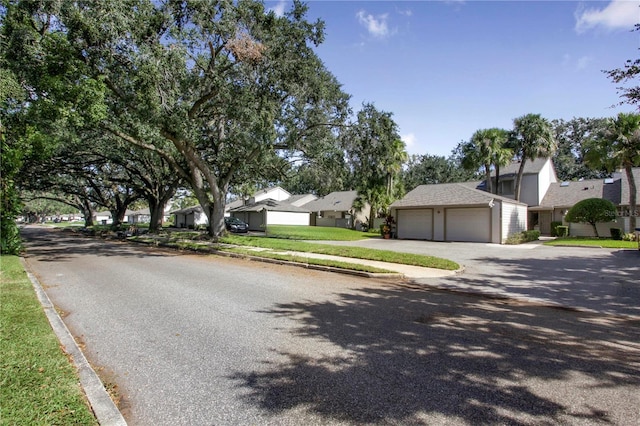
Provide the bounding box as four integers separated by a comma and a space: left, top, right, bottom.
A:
493, 157, 550, 177
230, 199, 310, 213
391, 183, 525, 208
538, 178, 621, 209
301, 190, 359, 212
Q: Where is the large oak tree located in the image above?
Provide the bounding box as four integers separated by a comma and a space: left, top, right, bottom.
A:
4, 0, 350, 238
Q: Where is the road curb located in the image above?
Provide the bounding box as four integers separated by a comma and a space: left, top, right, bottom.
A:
20, 257, 128, 426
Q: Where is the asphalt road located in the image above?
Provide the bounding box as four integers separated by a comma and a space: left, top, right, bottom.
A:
307, 238, 640, 318
21, 226, 640, 425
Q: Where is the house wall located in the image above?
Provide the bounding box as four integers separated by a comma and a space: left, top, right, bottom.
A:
537, 160, 556, 206
520, 174, 540, 207
501, 202, 528, 243
569, 218, 625, 237
267, 211, 310, 226
491, 202, 501, 243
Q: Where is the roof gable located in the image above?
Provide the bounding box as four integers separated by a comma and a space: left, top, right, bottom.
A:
494, 157, 551, 177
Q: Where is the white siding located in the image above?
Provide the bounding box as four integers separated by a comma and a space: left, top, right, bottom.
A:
267, 211, 310, 226
445, 208, 491, 242
397, 209, 433, 240
254, 187, 290, 202
501, 202, 528, 242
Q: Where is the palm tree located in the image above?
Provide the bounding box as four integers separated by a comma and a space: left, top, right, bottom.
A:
585, 112, 640, 230
461, 128, 511, 194
510, 114, 556, 201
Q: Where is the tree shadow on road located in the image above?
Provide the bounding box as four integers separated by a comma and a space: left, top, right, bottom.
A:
232, 285, 640, 424
20, 227, 174, 262
435, 251, 640, 318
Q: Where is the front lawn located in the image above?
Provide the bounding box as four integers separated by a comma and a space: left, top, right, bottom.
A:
544, 237, 638, 249
264, 225, 374, 241
0, 256, 98, 425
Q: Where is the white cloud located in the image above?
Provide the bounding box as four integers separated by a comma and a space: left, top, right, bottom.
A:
271, 0, 287, 18
576, 55, 593, 70
356, 10, 390, 38
401, 133, 417, 149
575, 0, 639, 33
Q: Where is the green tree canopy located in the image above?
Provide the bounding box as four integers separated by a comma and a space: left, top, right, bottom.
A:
343, 103, 407, 221
509, 114, 556, 201
584, 112, 640, 230
3, 0, 351, 238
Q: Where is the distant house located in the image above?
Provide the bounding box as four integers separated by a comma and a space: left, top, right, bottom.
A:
390, 183, 527, 244
229, 198, 311, 231
302, 190, 369, 230
125, 208, 151, 224
173, 187, 318, 230
94, 211, 113, 225
171, 206, 209, 228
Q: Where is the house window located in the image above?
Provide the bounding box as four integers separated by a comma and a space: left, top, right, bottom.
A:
498, 180, 514, 196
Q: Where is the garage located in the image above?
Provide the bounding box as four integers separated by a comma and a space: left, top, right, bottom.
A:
397, 209, 433, 240
445, 207, 491, 242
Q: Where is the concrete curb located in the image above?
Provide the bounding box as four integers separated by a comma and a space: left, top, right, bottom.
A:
21, 258, 127, 426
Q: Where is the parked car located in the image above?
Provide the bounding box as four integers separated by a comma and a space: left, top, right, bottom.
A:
224, 216, 249, 233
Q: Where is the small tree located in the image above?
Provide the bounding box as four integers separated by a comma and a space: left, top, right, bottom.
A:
564, 198, 617, 238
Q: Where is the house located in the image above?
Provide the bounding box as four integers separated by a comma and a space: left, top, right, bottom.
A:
173, 187, 318, 230
94, 211, 113, 225
171, 206, 209, 229
302, 190, 369, 230
390, 183, 528, 244
125, 208, 151, 224
229, 198, 311, 231
392, 157, 639, 241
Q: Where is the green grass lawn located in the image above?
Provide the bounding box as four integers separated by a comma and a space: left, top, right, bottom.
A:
264, 225, 375, 241
220, 234, 459, 270
0, 256, 98, 425
543, 237, 639, 249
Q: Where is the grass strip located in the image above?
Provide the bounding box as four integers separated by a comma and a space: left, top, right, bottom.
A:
0, 255, 98, 425
543, 238, 638, 249
221, 247, 395, 274
264, 225, 374, 241
221, 235, 459, 270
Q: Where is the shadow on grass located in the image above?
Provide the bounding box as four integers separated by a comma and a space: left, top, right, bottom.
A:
232, 286, 640, 424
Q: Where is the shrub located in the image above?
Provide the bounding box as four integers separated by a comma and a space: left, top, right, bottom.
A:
505, 230, 540, 245
550, 221, 563, 237
610, 228, 623, 240
622, 232, 637, 242
556, 225, 569, 237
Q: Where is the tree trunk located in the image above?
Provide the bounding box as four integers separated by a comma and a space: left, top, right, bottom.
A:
148, 199, 164, 233
81, 201, 94, 227
484, 164, 492, 194
207, 193, 227, 240
623, 165, 637, 231
495, 164, 501, 195
591, 221, 600, 238
514, 159, 527, 201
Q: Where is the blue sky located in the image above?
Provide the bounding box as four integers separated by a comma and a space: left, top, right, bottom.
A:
267, 0, 640, 157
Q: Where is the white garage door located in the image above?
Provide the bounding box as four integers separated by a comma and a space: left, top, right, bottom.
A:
397, 209, 433, 240
446, 208, 491, 242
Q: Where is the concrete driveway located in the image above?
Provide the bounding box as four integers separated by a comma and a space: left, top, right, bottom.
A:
311, 238, 640, 318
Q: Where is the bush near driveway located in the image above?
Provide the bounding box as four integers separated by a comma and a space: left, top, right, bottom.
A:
0, 256, 98, 425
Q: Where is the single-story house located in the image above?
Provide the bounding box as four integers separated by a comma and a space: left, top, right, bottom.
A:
94, 211, 113, 225
390, 183, 528, 244
125, 208, 151, 224
171, 206, 208, 229
302, 190, 369, 230
229, 198, 311, 231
